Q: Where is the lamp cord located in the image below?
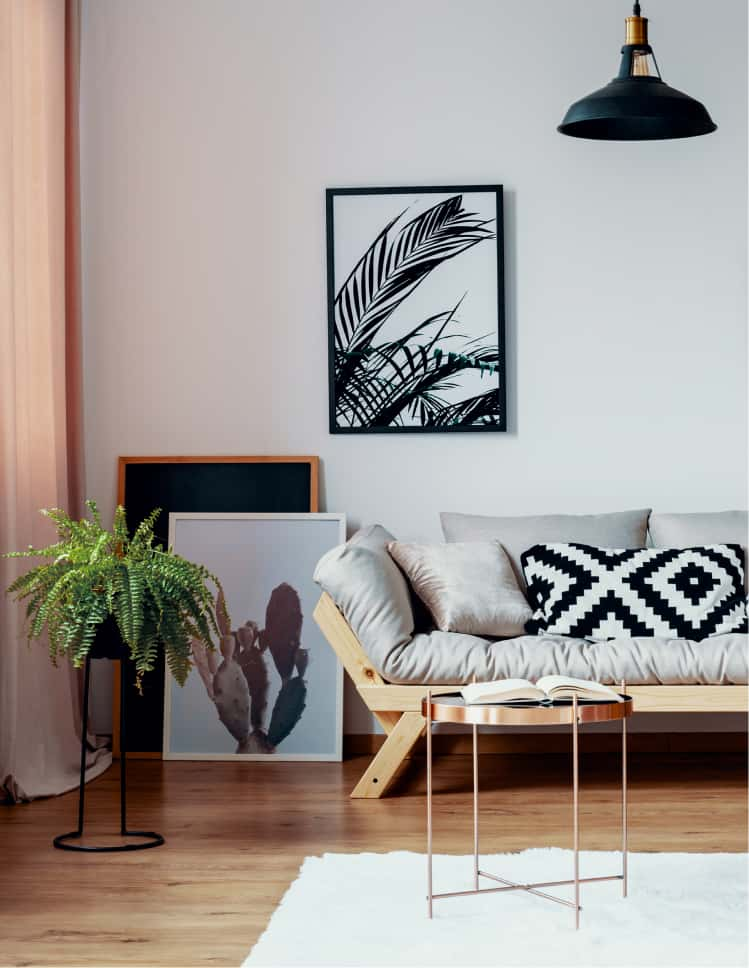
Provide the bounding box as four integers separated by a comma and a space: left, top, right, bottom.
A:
633, 2, 641, 14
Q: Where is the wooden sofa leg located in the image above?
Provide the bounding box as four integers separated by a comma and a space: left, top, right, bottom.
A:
350, 711, 425, 799
312, 593, 427, 798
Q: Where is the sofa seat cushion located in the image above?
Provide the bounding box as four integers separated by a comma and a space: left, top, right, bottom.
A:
377, 631, 749, 686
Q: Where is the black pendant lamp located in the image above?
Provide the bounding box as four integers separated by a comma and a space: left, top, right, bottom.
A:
558, 2, 717, 140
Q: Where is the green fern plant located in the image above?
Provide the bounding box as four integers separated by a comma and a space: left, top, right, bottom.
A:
4, 501, 227, 690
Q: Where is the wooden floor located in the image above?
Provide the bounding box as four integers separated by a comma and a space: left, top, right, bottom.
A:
1, 752, 746, 967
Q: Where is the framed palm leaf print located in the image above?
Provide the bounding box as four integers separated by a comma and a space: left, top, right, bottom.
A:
326, 185, 505, 433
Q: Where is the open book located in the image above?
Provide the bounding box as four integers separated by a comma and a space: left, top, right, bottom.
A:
461, 676, 623, 705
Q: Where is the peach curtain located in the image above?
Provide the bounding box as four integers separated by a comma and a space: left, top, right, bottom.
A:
0, 0, 110, 801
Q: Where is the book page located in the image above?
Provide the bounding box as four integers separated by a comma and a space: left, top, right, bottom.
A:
536, 675, 622, 701
461, 678, 543, 704
471, 678, 535, 695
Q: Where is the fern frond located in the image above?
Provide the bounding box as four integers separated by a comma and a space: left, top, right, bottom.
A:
3, 501, 227, 688
112, 505, 129, 546
130, 507, 162, 551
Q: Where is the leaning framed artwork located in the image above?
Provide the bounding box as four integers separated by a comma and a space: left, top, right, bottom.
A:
326, 185, 505, 434
115, 455, 319, 758
163, 512, 346, 761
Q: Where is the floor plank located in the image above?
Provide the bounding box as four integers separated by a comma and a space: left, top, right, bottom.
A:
1, 753, 746, 967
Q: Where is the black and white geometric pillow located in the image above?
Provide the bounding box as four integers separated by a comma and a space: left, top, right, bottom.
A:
521, 543, 747, 641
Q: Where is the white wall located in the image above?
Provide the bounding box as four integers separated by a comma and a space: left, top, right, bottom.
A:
80, 0, 747, 735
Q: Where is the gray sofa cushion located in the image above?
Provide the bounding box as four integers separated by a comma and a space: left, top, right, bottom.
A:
441, 508, 651, 590
313, 518, 748, 690
650, 510, 749, 592
313, 525, 414, 671
378, 630, 749, 686
649, 510, 748, 547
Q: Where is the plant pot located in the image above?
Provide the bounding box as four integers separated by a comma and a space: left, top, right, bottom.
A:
88, 615, 129, 661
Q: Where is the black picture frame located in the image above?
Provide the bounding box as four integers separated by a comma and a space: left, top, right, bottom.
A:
115, 456, 319, 756
326, 184, 506, 434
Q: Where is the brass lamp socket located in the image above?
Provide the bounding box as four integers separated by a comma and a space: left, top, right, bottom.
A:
625, 15, 648, 45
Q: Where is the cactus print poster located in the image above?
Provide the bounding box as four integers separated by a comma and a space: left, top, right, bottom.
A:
164, 513, 345, 760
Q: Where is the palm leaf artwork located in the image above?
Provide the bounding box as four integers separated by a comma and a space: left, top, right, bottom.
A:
331, 191, 504, 430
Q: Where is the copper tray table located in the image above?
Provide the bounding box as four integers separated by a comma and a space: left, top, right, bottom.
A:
422, 684, 633, 928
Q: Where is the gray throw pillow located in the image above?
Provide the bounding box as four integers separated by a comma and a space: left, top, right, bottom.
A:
387, 540, 532, 637
440, 508, 651, 591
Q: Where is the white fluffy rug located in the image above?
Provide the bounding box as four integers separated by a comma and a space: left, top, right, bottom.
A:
244, 849, 747, 967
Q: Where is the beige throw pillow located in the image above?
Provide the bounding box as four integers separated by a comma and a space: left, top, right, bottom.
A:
387, 540, 532, 637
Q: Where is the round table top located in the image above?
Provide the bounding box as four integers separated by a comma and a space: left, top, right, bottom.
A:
422, 692, 633, 726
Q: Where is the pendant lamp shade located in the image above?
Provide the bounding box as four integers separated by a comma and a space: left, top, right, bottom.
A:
558, 3, 717, 141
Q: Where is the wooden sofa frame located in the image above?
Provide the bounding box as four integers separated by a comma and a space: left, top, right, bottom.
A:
314, 591, 749, 799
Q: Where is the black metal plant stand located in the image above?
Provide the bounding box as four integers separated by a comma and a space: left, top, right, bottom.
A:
53, 652, 165, 852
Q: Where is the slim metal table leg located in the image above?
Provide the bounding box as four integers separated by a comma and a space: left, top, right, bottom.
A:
572, 693, 580, 929
621, 679, 628, 898
422, 693, 630, 923
473, 720, 479, 891
426, 689, 433, 919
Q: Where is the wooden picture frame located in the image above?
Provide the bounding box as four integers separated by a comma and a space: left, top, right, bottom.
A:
114, 456, 319, 757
